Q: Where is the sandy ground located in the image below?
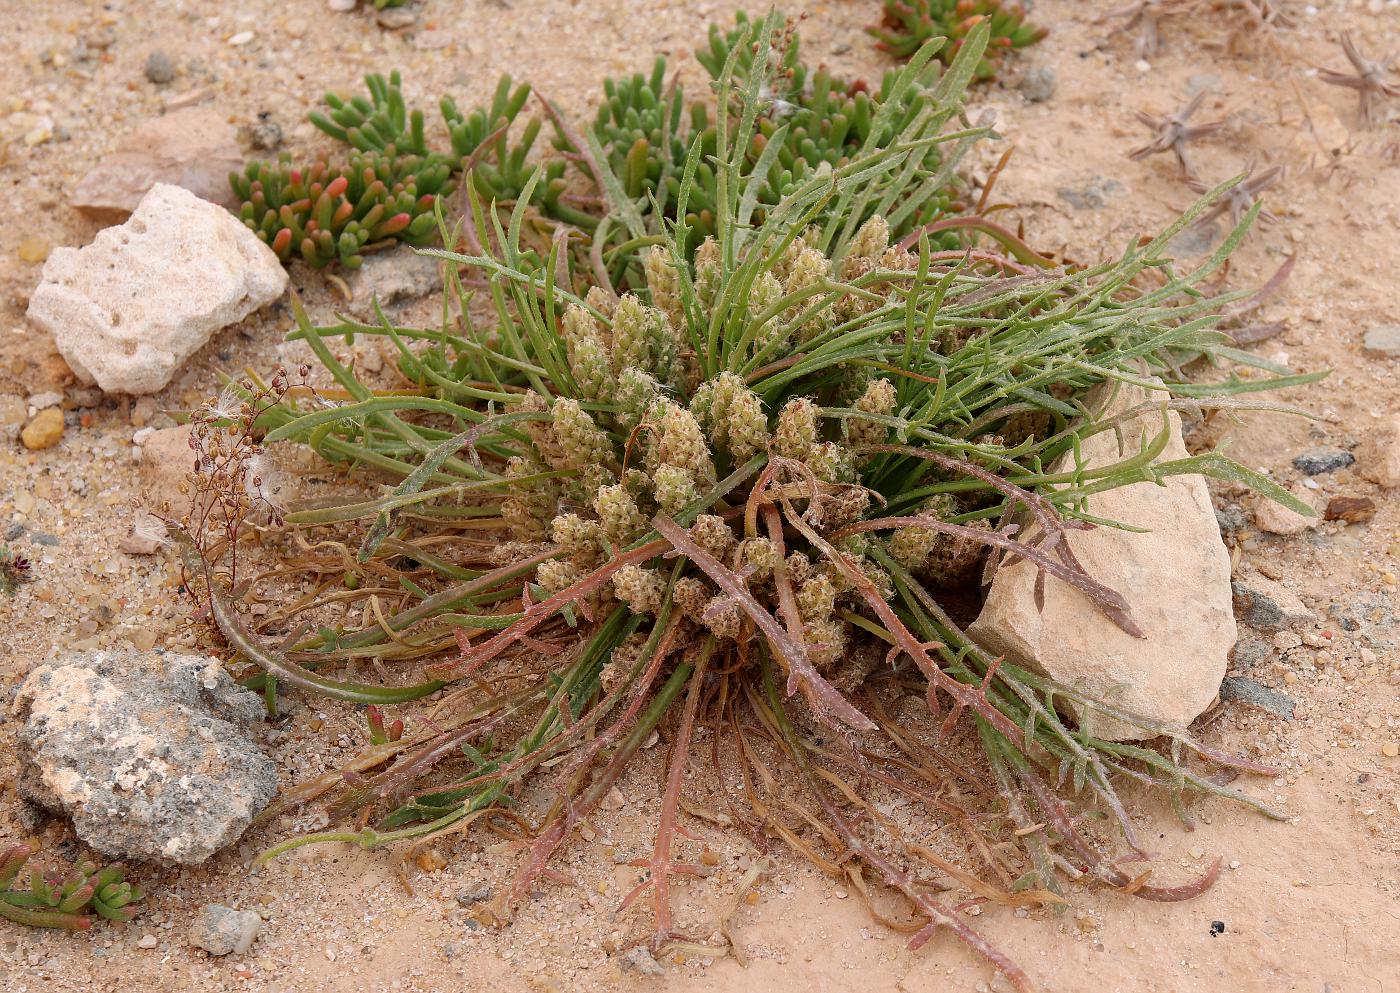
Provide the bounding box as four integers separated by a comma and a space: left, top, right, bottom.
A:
1, 1, 1398, 991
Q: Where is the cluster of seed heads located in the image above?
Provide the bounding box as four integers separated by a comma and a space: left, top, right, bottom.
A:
504, 217, 985, 670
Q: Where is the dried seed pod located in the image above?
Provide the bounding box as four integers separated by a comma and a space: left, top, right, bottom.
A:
651, 463, 701, 518
594, 483, 647, 545
612, 564, 667, 615
773, 397, 821, 460
848, 378, 897, 448
689, 514, 737, 560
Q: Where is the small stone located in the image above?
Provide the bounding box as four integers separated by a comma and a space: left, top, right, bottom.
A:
377, 5, 418, 29
455, 882, 492, 906
1214, 504, 1249, 534
1218, 677, 1295, 720
1362, 326, 1400, 358
1382, 742, 1398, 759
28, 184, 288, 395
1355, 415, 1400, 488
969, 377, 1234, 740
1271, 630, 1302, 652
240, 116, 282, 152
346, 245, 442, 316
327, 0, 358, 10
413, 28, 452, 50
1018, 66, 1056, 103
1229, 635, 1274, 670
1230, 571, 1316, 631
1324, 496, 1376, 524
15, 647, 278, 865
1058, 177, 1124, 211
144, 50, 175, 85
1290, 447, 1354, 475
1186, 73, 1222, 95
1165, 220, 1220, 258
20, 407, 64, 450
136, 935, 159, 950
618, 946, 665, 976
190, 905, 262, 956
1250, 485, 1318, 536
70, 108, 244, 218
18, 237, 50, 263
228, 31, 255, 47
131, 396, 158, 427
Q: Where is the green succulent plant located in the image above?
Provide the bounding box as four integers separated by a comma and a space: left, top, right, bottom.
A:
570, 10, 978, 289
870, 0, 1048, 78
230, 149, 451, 268
1, 844, 143, 930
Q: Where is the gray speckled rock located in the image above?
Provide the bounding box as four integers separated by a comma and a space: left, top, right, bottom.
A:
13, 647, 277, 866
346, 245, 441, 317
190, 904, 262, 956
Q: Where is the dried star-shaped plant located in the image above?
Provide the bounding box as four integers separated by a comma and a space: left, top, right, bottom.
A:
1320, 32, 1400, 129
1188, 164, 1284, 227
1104, 0, 1194, 58
1128, 90, 1228, 177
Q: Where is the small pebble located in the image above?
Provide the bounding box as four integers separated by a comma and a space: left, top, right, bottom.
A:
18, 237, 50, 263
377, 6, 418, 29
228, 30, 255, 46
1324, 496, 1376, 524
144, 50, 175, 85
190, 904, 262, 956
1291, 447, 1354, 476
1383, 742, 1399, 759
136, 935, 158, 949
1018, 66, 1056, 103
21, 407, 65, 450
1362, 325, 1400, 359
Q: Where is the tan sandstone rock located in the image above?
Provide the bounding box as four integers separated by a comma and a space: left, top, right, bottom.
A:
1355, 414, 1400, 488
968, 378, 1235, 741
70, 107, 243, 219
1250, 483, 1319, 536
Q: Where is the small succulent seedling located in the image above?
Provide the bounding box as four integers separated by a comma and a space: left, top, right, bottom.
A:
1, 843, 143, 930
1128, 90, 1228, 177
869, 0, 1047, 78
1319, 32, 1400, 129
0, 542, 31, 595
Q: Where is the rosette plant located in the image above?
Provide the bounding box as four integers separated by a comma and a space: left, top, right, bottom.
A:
191, 18, 1314, 991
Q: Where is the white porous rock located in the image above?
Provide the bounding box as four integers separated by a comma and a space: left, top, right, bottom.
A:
26, 184, 287, 395
968, 377, 1235, 741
